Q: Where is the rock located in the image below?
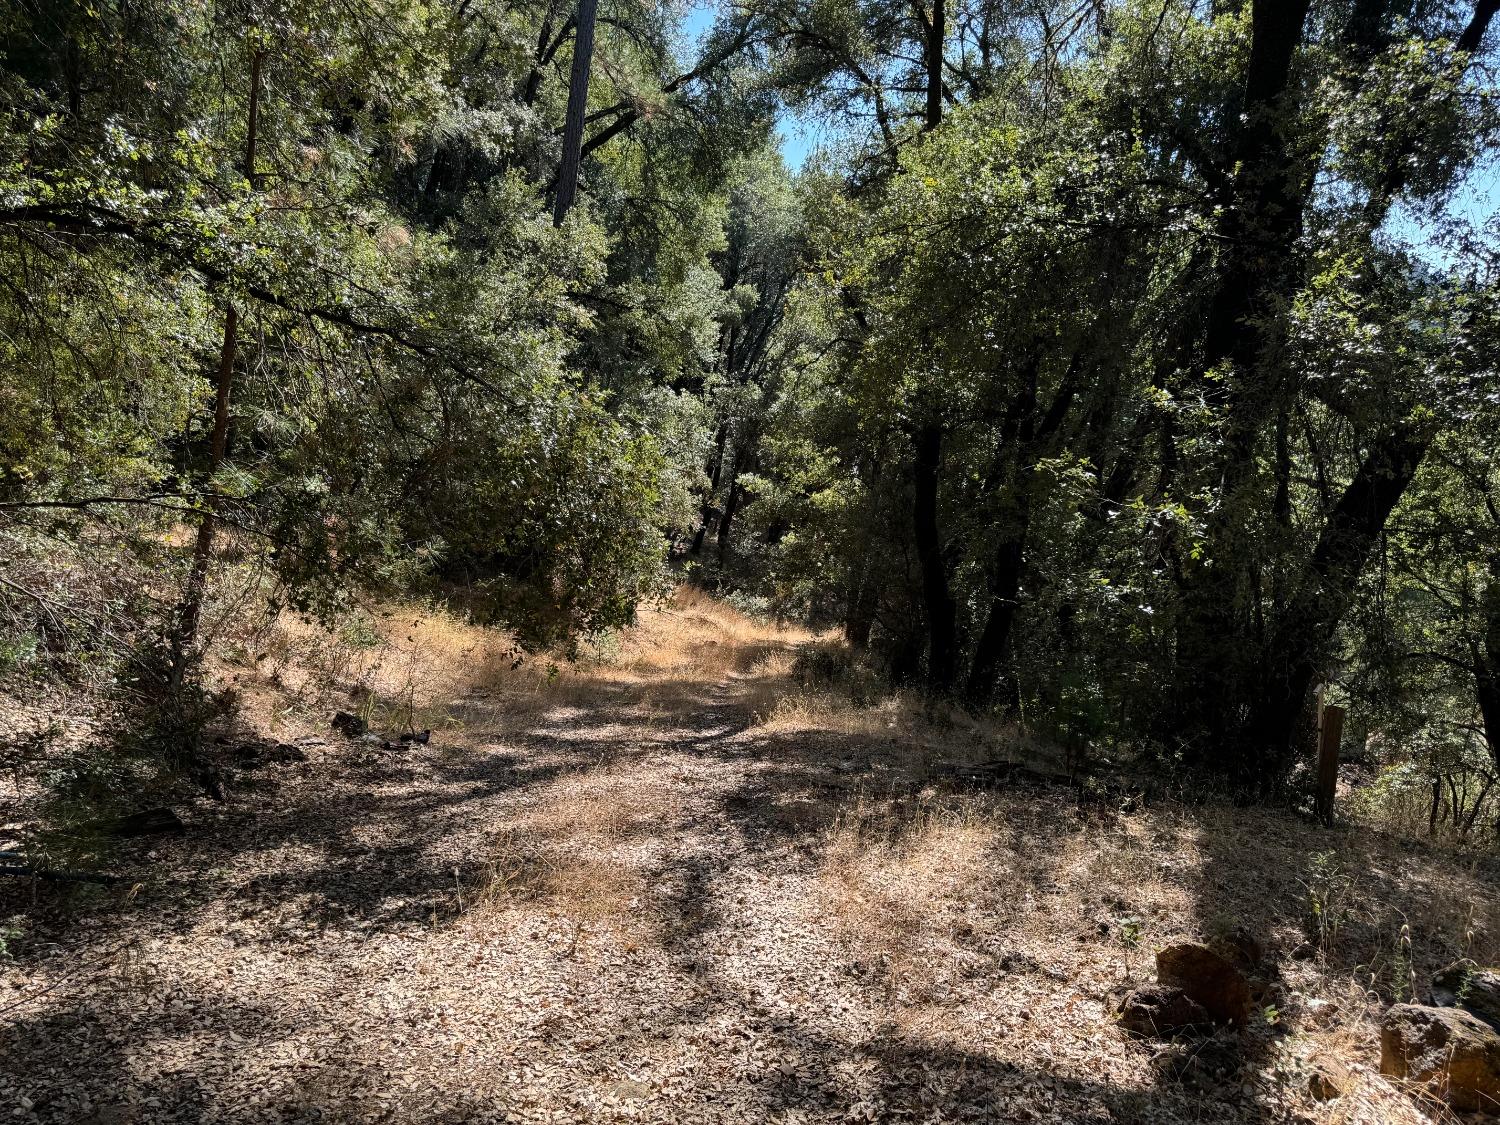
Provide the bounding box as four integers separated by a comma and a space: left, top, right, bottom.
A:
1117, 984, 1210, 1037
1308, 1060, 1350, 1101
1156, 942, 1251, 1026
399, 729, 432, 745
1216, 926, 1263, 968
1432, 962, 1500, 1030
1380, 1002, 1500, 1112
1291, 940, 1316, 961
331, 711, 367, 738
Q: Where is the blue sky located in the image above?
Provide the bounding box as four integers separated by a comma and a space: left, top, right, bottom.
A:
680, 2, 818, 169
674, 1, 1498, 250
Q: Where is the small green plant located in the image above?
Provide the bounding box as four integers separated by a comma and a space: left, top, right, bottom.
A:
582, 628, 622, 664
0, 916, 26, 959
1262, 1004, 1281, 1027
1390, 919, 1416, 1002
338, 612, 382, 650
1301, 850, 1355, 955
0, 629, 40, 675
1118, 916, 1145, 980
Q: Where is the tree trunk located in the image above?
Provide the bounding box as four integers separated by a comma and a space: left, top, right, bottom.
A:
924, 0, 944, 131
716, 479, 741, 563
912, 421, 958, 692
964, 533, 1025, 710
844, 562, 880, 649
552, 0, 599, 225
1239, 421, 1430, 778
1199, 0, 1314, 391
691, 423, 729, 556
171, 46, 263, 685
716, 447, 749, 564
909, 0, 950, 690
1476, 558, 1500, 774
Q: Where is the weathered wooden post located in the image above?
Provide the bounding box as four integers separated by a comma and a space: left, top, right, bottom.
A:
1315, 700, 1344, 828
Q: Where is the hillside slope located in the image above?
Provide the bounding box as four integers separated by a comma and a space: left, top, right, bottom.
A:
2, 590, 1496, 1123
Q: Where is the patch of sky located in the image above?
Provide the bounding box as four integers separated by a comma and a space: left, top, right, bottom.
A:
679, 0, 821, 170
1382, 154, 1500, 270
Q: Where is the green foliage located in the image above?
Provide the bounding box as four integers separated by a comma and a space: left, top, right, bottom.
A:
1302, 852, 1357, 955
0, 0, 778, 810
724, 0, 1500, 799
3, 0, 1500, 820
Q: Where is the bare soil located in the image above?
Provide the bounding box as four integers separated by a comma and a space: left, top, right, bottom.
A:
2, 591, 1498, 1124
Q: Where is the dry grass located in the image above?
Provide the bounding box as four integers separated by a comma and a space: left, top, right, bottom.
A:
8, 584, 1500, 1124
202, 585, 1500, 1125
479, 836, 652, 947
518, 767, 679, 842
471, 765, 687, 947
818, 794, 1005, 999
803, 782, 1500, 1124
221, 584, 812, 744
743, 654, 1059, 782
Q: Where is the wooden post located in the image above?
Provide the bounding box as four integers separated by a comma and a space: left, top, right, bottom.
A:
1315, 702, 1344, 827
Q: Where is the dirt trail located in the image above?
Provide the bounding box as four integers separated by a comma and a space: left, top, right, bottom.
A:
0, 604, 1480, 1124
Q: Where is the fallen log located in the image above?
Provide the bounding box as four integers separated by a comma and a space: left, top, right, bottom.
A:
0, 862, 127, 885
86, 807, 185, 837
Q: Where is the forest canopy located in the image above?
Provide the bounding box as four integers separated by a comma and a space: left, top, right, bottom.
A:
1, 0, 1498, 808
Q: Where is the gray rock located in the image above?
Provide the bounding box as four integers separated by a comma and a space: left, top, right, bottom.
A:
1432, 962, 1500, 1030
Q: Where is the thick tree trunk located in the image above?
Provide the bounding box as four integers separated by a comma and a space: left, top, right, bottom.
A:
1170, 0, 1317, 760
716, 480, 741, 563
691, 423, 729, 556
716, 448, 750, 563
924, 0, 944, 131
964, 533, 1024, 710
912, 421, 958, 692
552, 0, 599, 224
1200, 0, 1314, 390
844, 562, 880, 649
909, 0, 951, 689
1240, 422, 1430, 778
1477, 560, 1500, 774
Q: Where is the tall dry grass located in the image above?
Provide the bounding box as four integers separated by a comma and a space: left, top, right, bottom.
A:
223, 584, 813, 741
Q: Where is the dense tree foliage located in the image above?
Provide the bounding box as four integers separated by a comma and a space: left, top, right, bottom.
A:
735, 0, 1500, 793
1, 0, 1497, 805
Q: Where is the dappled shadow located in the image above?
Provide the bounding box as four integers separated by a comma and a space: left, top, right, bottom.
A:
1182, 787, 1500, 995
9, 624, 1477, 1123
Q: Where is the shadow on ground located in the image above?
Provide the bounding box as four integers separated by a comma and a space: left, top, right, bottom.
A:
5, 642, 1494, 1124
